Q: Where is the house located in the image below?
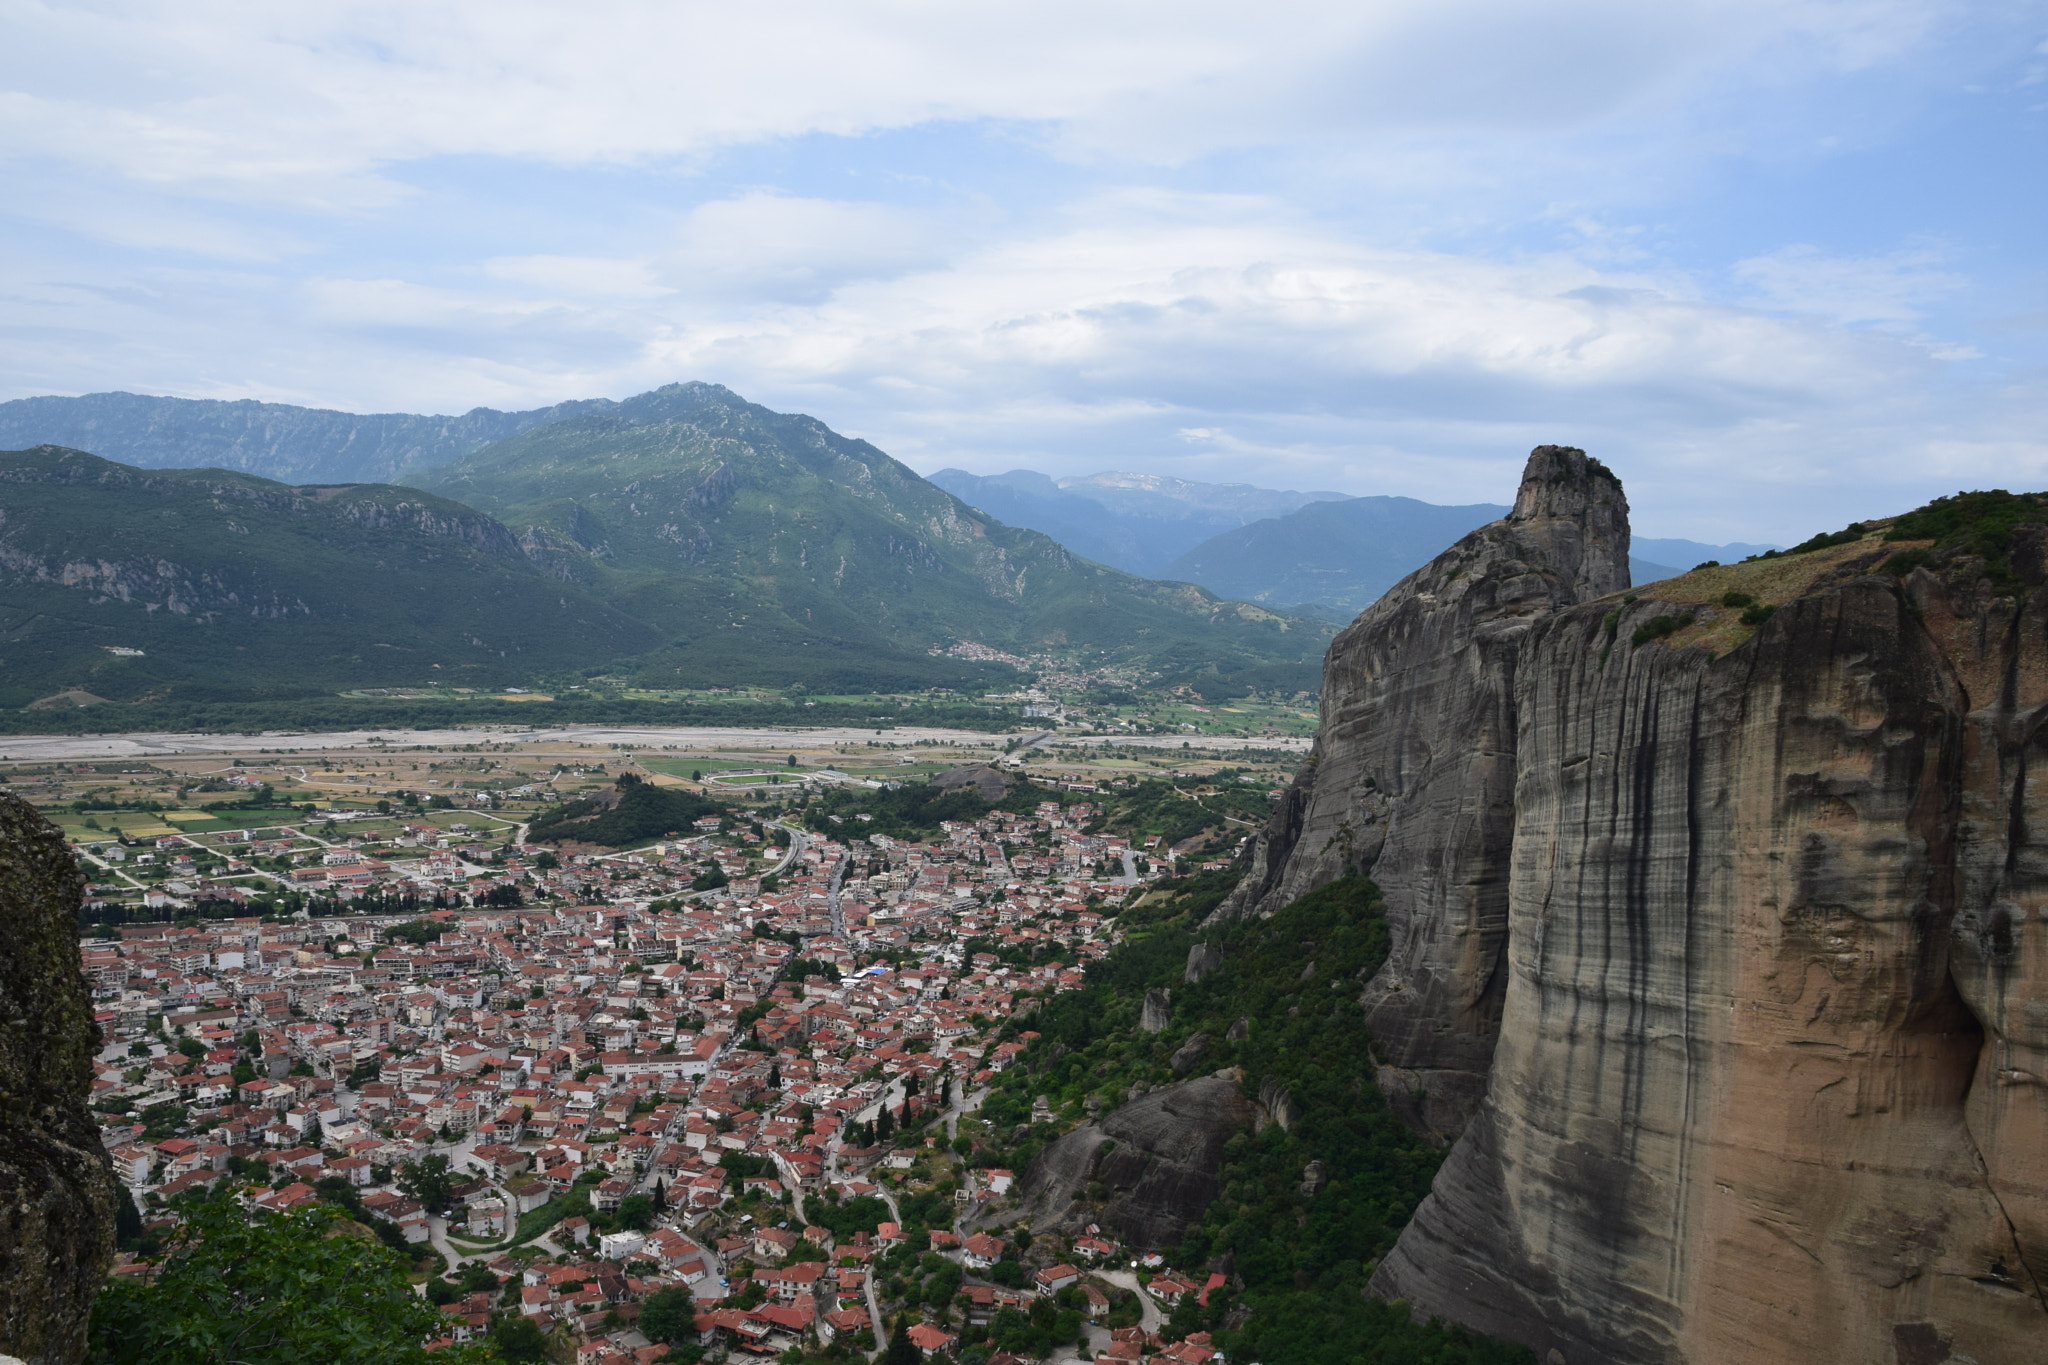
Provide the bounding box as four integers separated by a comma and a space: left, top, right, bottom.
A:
467, 1198, 507, 1239
904, 1323, 957, 1357
824, 1307, 869, 1342
1034, 1264, 1080, 1297
752, 1226, 799, 1261
597, 1230, 646, 1261
1073, 1234, 1118, 1261
961, 1232, 1006, 1270
751, 1262, 824, 1303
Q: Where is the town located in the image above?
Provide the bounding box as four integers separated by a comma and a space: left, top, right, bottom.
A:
48, 734, 1282, 1365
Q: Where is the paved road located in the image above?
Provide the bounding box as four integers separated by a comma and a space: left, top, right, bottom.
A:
944, 1085, 988, 1142
425, 1215, 467, 1274
1098, 1269, 1163, 1332
825, 844, 848, 937
863, 1261, 888, 1355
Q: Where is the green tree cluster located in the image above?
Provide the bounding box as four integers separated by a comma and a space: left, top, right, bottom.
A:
89, 1195, 494, 1365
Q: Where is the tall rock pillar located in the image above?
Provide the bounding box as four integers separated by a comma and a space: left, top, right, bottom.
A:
1213, 445, 1628, 1140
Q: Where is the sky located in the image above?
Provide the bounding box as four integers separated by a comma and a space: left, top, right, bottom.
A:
1, 0, 2044, 543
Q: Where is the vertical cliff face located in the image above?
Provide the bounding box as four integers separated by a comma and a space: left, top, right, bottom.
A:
1214, 446, 1628, 1140
1347, 521, 2048, 1361
0, 792, 117, 1365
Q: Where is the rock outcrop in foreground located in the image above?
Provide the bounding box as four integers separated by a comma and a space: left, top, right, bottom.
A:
0, 793, 116, 1364
1230, 451, 2048, 1362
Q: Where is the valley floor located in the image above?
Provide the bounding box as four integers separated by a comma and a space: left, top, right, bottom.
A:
0, 724, 1313, 763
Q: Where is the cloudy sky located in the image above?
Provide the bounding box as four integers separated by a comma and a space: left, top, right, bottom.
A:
2, 0, 2043, 542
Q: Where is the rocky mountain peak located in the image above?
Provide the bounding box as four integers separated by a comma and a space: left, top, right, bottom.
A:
1502, 443, 1630, 601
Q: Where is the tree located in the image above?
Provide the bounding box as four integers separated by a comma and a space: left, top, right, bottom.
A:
641, 1285, 695, 1344
489, 1312, 549, 1363
88, 1195, 491, 1365
616, 1193, 654, 1231
882, 1325, 924, 1365
651, 1178, 667, 1213
397, 1153, 455, 1213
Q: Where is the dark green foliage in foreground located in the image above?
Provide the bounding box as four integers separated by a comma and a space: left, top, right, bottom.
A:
989, 872, 1534, 1365
89, 1195, 494, 1364
528, 772, 723, 846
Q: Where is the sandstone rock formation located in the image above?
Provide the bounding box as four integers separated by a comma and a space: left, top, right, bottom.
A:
1232, 450, 2048, 1361
0, 793, 117, 1365
1013, 1075, 1255, 1249
1215, 445, 1629, 1142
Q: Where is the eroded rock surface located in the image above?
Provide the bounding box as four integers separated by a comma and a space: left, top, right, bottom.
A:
1235, 445, 2048, 1360
1013, 1075, 1255, 1249
1369, 540, 2048, 1362
1216, 445, 1629, 1141
0, 793, 117, 1365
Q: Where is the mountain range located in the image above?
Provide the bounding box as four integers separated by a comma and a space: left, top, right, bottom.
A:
0, 383, 1771, 712
0, 385, 1330, 709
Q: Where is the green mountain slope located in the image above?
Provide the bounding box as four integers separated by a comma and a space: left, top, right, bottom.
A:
409, 383, 1333, 694
0, 447, 657, 707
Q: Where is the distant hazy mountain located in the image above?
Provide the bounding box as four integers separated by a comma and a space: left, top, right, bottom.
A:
1162, 502, 1782, 619
0, 390, 616, 484
1632, 536, 1782, 576
1161, 497, 1509, 617
926, 468, 1349, 576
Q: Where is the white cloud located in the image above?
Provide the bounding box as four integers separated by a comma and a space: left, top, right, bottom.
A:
0, 0, 2038, 549
0, 0, 1949, 204
1732, 243, 1966, 325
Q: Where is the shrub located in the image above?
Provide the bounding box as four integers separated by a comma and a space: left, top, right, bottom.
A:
1630, 615, 1692, 648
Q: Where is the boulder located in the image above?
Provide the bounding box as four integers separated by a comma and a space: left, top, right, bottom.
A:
1014, 1075, 1255, 1249
1184, 943, 1224, 984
